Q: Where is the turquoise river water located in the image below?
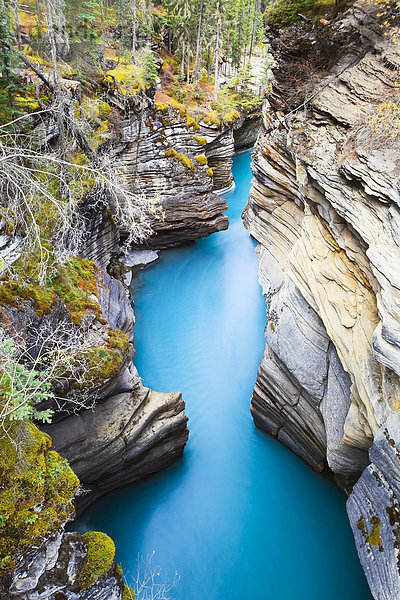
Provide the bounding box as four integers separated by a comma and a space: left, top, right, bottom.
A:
77, 150, 373, 600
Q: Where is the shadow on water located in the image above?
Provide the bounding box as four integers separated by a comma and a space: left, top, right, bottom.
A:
76, 150, 373, 600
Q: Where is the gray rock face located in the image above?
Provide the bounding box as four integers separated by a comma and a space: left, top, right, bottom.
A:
78, 203, 120, 272
49, 384, 189, 511
233, 112, 262, 151
348, 412, 400, 600
243, 1, 400, 596
1, 531, 124, 600
200, 110, 261, 192
115, 103, 228, 249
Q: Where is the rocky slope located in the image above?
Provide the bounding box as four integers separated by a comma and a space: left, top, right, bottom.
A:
243, 3, 400, 598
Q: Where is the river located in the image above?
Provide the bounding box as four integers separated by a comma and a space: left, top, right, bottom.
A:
77, 150, 372, 600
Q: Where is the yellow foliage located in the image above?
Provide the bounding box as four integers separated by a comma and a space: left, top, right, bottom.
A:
368, 100, 400, 137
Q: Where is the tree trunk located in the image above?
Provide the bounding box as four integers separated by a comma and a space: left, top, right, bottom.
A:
36, 0, 42, 23
193, 0, 203, 82
214, 0, 220, 102
43, 0, 68, 198
248, 0, 259, 63
13, 0, 22, 51
168, 27, 172, 53
243, 0, 252, 68
131, 0, 137, 62
236, 10, 243, 73
180, 38, 185, 79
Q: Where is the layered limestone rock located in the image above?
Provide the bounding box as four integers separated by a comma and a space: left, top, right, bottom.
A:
244, 2, 400, 597
198, 109, 261, 192
49, 384, 189, 511
40, 267, 189, 510
0, 260, 189, 512
348, 412, 400, 600
114, 99, 228, 248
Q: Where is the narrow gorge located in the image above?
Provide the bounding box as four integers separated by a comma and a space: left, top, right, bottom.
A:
0, 0, 399, 598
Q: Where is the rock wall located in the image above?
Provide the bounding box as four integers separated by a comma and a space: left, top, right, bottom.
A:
243, 3, 400, 598
114, 98, 229, 249
49, 385, 188, 512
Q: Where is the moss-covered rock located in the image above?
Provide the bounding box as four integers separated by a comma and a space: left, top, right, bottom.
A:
165, 148, 195, 172
193, 135, 207, 145
264, 0, 349, 28
0, 421, 79, 575
74, 327, 131, 389
78, 531, 116, 589
195, 155, 208, 166
0, 257, 101, 324
122, 583, 136, 599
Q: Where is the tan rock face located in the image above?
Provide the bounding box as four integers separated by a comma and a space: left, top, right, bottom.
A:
244, 3, 400, 597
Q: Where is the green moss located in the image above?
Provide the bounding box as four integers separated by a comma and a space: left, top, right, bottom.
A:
357, 517, 366, 531
264, 0, 350, 28
0, 421, 79, 575
122, 584, 136, 600
195, 155, 207, 166
193, 136, 207, 145
78, 531, 115, 589
223, 109, 240, 123
0, 257, 100, 324
368, 515, 382, 546
73, 328, 131, 389
97, 100, 111, 118
185, 115, 200, 132
165, 148, 195, 172
155, 102, 169, 114
51, 258, 100, 324
0, 282, 56, 315
203, 111, 221, 127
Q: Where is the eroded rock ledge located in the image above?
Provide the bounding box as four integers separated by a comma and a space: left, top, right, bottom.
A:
243, 3, 400, 598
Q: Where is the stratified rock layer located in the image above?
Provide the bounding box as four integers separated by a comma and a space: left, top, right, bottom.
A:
115, 100, 228, 248
244, 3, 400, 598
49, 384, 188, 511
